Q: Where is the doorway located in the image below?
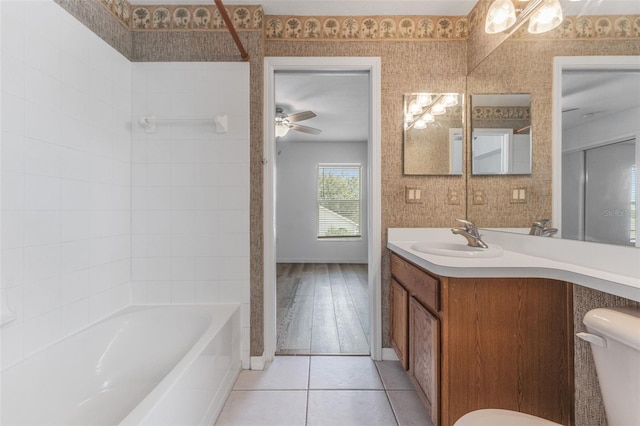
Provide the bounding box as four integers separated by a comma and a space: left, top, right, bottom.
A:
263, 57, 382, 362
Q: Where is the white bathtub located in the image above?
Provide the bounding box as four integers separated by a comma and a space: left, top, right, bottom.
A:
0, 304, 241, 426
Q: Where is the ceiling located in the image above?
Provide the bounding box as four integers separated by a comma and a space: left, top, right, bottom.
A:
275, 71, 370, 143
562, 71, 640, 131
127, 0, 640, 16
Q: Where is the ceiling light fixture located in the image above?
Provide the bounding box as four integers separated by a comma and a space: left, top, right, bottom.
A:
485, 0, 563, 35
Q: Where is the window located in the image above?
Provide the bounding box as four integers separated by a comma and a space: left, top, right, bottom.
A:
317, 165, 362, 238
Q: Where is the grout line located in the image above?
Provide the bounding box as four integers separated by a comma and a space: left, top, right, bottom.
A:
305, 355, 311, 426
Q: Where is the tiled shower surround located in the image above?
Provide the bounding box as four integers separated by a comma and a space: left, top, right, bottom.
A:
1, 0, 250, 369
130, 62, 250, 365
1, 0, 132, 368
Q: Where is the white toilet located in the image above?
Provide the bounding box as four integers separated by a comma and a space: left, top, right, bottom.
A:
455, 307, 640, 426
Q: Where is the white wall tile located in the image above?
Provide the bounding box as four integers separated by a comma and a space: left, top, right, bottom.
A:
1, 211, 24, 250
24, 174, 59, 210
1, 248, 24, 288
24, 211, 60, 246
23, 309, 60, 356
147, 281, 171, 304
170, 281, 195, 304
24, 243, 60, 284
1, 171, 25, 210
1, 91, 26, 137
1, 131, 25, 174
60, 240, 89, 274
172, 163, 196, 187
23, 276, 59, 320
60, 269, 89, 305
2, 52, 26, 98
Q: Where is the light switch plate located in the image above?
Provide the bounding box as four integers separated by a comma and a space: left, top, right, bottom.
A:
510, 187, 527, 204
405, 186, 423, 204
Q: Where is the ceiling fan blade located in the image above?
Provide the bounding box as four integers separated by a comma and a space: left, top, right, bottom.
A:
289, 123, 322, 135
285, 111, 316, 122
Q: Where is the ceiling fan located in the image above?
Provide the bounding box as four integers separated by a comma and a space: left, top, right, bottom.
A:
275, 107, 322, 137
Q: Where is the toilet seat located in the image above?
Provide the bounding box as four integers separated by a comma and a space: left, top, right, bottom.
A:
454, 409, 562, 426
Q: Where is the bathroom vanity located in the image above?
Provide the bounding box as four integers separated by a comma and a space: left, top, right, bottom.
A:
390, 252, 573, 426
388, 227, 640, 426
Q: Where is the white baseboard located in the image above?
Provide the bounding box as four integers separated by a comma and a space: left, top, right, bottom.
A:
382, 348, 399, 361
250, 353, 266, 370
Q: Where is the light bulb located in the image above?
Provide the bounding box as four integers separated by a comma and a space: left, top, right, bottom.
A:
408, 100, 422, 116
422, 113, 435, 123
413, 120, 427, 129
275, 124, 289, 137
442, 94, 459, 107
417, 93, 432, 107
485, 0, 516, 34
528, 0, 563, 34
431, 103, 446, 115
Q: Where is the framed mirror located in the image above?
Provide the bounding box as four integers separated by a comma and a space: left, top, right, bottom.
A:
471, 94, 532, 175
403, 93, 463, 175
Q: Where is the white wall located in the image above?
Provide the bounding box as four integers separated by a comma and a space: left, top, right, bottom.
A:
130, 62, 250, 366
276, 140, 368, 263
1, 0, 132, 368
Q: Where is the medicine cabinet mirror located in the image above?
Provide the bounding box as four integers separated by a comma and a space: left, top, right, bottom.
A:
403, 93, 463, 175
471, 94, 532, 175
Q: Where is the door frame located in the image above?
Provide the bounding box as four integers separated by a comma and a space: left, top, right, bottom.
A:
263, 57, 382, 362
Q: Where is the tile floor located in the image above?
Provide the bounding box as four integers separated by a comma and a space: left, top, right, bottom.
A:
215, 356, 432, 426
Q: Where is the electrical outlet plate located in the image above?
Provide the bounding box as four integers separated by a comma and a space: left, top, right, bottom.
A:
472, 189, 486, 205
447, 188, 461, 205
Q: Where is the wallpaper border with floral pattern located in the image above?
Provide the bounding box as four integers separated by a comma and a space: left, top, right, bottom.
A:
96, 0, 640, 41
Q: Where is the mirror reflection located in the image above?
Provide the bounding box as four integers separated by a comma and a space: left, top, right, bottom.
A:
471, 94, 532, 175
560, 65, 639, 247
403, 93, 463, 175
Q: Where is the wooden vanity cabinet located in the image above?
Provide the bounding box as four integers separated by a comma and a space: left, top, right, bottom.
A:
390, 252, 574, 426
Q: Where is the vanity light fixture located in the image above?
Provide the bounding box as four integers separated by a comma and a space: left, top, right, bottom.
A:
405, 93, 460, 130
485, 0, 563, 35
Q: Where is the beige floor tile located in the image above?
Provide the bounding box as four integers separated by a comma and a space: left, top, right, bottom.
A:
387, 390, 432, 426
309, 356, 383, 389
307, 390, 397, 426
233, 356, 310, 390
215, 390, 307, 426
375, 360, 414, 390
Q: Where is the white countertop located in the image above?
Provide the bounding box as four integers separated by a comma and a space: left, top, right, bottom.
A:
388, 228, 640, 302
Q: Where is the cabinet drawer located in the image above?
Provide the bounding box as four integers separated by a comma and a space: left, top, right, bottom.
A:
391, 253, 439, 312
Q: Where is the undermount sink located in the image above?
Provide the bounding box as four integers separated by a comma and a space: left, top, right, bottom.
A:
411, 241, 503, 258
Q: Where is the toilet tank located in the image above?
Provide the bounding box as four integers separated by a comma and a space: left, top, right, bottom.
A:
581, 307, 640, 426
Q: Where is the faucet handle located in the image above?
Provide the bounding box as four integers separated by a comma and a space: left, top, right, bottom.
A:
456, 219, 478, 235
534, 219, 550, 228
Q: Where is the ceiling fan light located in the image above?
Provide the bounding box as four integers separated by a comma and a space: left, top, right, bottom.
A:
528, 0, 563, 34
275, 124, 289, 137
485, 0, 516, 34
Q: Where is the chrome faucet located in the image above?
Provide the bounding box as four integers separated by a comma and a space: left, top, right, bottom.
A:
451, 219, 489, 248
529, 219, 558, 237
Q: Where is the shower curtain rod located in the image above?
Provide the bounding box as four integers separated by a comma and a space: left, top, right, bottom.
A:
214, 0, 250, 62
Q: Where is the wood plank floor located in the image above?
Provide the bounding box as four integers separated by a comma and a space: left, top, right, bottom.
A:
276, 263, 370, 355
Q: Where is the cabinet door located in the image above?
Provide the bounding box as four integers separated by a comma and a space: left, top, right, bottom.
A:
410, 296, 439, 426
391, 279, 409, 369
